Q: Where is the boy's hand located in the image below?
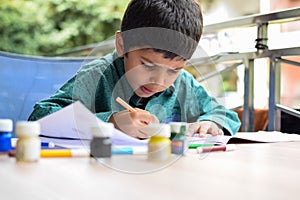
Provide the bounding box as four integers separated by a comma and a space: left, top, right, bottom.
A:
109, 108, 159, 139
187, 121, 224, 138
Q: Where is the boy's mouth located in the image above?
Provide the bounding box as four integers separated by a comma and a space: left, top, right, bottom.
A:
140, 86, 156, 95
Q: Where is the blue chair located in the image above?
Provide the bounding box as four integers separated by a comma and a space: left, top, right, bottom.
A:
0, 51, 86, 125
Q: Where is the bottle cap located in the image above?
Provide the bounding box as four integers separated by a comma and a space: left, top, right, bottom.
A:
15, 121, 40, 137
145, 124, 170, 138
0, 119, 13, 132
169, 122, 187, 134
91, 123, 114, 138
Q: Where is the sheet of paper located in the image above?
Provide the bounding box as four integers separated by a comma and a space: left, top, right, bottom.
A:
187, 135, 229, 145
38, 101, 148, 147
186, 131, 300, 145
228, 131, 300, 143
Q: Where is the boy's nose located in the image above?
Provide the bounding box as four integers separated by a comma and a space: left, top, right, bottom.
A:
150, 72, 165, 86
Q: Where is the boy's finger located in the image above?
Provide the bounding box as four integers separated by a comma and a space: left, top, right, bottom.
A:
218, 129, 224, 135
210, 128, 219, 136
187, 122, 199, 134
151, 115, 159, 123
130, 111, 151, 125
136, 130, 149, 139
198, 127, 208, 138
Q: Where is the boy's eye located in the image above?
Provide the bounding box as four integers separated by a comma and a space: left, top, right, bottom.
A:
167, 67, 181, 75
168, 69, 179, 74
142, 62, 156, 71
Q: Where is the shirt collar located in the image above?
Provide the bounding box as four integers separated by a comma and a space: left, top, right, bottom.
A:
163, 84, 175, 96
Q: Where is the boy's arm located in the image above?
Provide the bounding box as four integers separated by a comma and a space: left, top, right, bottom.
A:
195, 90, 241, 135
28, 53, 119, 122
96, 111, 114, 122
28, 98, 73, 121
28, 67, 96, 121
28, 82, 76, 121
196, 101, 241, 136
182, 71, 241, 135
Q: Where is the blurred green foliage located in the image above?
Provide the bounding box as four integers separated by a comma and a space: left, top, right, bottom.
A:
0, 0, 129, 56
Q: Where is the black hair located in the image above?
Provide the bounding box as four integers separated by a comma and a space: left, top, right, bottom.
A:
121, 0, 203, 60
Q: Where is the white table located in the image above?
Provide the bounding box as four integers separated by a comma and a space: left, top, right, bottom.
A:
0, 142, 299, 200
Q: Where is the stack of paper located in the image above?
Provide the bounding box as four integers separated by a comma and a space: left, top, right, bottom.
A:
38, 101, 147, 148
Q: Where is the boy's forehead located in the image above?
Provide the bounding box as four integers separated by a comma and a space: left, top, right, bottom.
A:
121, 27, 198, 60
128, 49, 186, 68
130, 48, 181, 60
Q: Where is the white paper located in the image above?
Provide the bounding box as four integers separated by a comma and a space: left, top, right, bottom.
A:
38, 101, 148, 147
186, 131, 300, 145
229, 131, 300, 143
187, 135, 229, 145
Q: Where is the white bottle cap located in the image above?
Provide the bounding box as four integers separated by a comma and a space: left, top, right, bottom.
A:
91, 123, 114, 137
169, 122, 187, 134
15, 121, 40, 137
145, 124, 170, 138
0, 119, 13, 132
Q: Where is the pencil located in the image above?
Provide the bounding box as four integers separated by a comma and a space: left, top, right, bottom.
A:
116, 97, 136, 112
116, 97, 151, 125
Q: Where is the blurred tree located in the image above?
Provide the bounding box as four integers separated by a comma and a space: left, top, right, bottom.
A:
0, 0, 129, 56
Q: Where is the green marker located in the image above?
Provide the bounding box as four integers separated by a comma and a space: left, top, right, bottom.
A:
188, 143, 214, 149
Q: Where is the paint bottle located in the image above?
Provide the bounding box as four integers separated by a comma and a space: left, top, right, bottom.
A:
15, 121, 41, 162
90, 123, 113, 159
0, 119, 13, 155
147, 124, 171, 161
169, 122, 188, 155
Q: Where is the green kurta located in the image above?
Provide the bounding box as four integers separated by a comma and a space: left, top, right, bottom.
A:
28, 51, 241, 135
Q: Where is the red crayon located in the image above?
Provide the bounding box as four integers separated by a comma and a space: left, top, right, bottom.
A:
197, 144, 236, 153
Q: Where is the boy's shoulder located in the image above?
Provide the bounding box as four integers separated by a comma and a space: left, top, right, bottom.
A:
173, 69, 203, 90
79, 51, 122, 73
176, 69, 197, 82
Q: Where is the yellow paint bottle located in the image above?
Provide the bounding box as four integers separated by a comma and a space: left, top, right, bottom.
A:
147, 124, 171, 161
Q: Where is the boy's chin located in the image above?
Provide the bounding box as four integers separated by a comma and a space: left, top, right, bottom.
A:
134, 92, 153, 98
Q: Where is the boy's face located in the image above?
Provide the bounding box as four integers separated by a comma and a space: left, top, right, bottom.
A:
123, 49, 186, 98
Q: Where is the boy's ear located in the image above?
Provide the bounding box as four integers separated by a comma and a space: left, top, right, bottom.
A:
115, 31, 124, 57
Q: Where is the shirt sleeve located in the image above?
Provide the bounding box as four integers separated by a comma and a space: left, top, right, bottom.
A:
96, 111, 114, 122
181, 71, 241, 135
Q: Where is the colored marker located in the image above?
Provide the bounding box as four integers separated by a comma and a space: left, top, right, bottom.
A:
197, 144, 236, 153
9, 147, 147, 158
40, 149, 88, 157
112, 147, 147, 155
11, 139, 56, 149
40, 147, 147, 157
41, 142, 55, 148
188, 143, 214, 149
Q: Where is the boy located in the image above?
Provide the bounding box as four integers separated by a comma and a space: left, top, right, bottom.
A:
29, 0, 241, 138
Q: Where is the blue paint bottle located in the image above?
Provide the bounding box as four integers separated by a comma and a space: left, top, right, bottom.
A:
0, 119, 13, 153
169, 122, 188, 155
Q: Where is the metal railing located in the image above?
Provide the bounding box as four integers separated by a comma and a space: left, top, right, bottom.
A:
194, 7, 300, 132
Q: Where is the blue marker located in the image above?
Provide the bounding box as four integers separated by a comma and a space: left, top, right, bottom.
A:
112, 147, 133, 154
41, 141, 56, 148
11, 139, 56, 149
112, 146, 147, 155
